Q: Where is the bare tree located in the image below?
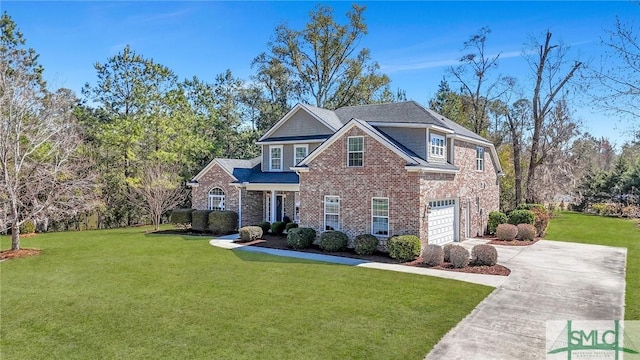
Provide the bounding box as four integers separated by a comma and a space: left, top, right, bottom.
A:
127, 163, 186, 231
525, 31, 582, 203
1, 14, 97, 249
590, 16, 640, 132
449, 27, 515, 136
503, 98, 532, 206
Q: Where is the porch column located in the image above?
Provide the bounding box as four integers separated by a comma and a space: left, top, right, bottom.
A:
270, 190, 277, 223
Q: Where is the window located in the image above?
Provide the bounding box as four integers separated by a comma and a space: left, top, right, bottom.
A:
324, 196, 340, 231
430, 133, 445, 158
208, 188, 225, 211
347, 136, 364, 167
294, 144, 308, 165
270, 145, 283, 171
372, 198, 389, 236
476, 146, 484, 171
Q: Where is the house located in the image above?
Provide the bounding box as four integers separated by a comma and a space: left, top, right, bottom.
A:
188, 101, 502, 249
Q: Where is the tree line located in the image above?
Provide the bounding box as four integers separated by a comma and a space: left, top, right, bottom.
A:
2, 4, 639, 251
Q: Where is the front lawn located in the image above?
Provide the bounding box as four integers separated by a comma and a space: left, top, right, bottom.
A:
1, 227, 492, 359
546, 212, 640, 320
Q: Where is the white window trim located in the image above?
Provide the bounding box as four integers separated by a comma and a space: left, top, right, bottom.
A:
269, 145, 283, 172
293, 144, 308, 166
347, 136, 364, 167
323, 195, 340, 231
476, 146, 484, 172
371, 197, 389, 237
208, 187, 225, 211
429, 133, 445, 159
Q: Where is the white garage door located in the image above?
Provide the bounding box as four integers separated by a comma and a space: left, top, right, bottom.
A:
428, 199, 456, 245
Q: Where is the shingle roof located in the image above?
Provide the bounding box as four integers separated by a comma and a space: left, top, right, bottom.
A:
216, 157, 261, 179
257, 134, 330, 143
334, 101, 449, 127
421, 107, 491, 144
231, 164, 299, 184
301, 103, 344, 130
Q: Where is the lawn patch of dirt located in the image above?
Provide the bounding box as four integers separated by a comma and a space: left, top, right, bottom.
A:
250, 235, 510, 276
0, 248, 41, 260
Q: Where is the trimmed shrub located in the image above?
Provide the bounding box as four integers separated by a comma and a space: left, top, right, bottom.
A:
471, 244, 498, 266
354, 234, 379, 255
257, 221, 271, 235
517, 223, 536, 241
422, 244, 444, 266
496, 223, 518, 241
443, 243, 455, 262
239, 226, 263, 242
449, 245, 470, 268
285, 223, 299, 232
508, 210, 535, 225
208, 211, 238, 235
191, 210, 212, 232
530, 207, 550, 237
170, 208, 194, 229
487, 211, 508, 235
19, 220, 36, 234
270, 221, 286, 236
287, 227, 316, 249
516, 203, 547, 212
388, 235, 421, 262
319, 231, 349, 252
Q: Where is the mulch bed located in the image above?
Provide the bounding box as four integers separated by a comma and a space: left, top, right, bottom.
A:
249, 235, 510, 276
152, 229, 219, 237
487, 238, 540, 246
0, 248, 41, 260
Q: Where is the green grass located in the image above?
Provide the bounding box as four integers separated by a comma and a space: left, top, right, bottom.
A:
546, 212, 640, 320
1, 227, 492, 359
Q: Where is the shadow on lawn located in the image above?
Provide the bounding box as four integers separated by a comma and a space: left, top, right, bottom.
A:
230, 247, 347, 266
144, 229, 218, 241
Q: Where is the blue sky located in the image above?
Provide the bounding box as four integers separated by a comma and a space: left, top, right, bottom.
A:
3, 1, 638, 146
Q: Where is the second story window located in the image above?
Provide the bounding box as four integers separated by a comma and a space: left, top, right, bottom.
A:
347, 136, 364, 167
430, 133, 445, 158
476, 146, 484, 171
294, 144, 308, 165
270, 146, 282, 171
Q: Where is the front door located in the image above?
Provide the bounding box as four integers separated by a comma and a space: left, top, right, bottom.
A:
265, 194, 285, 222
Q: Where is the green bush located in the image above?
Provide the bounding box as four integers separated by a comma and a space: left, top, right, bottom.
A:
257, 221, 271, 235
239, 226, 263, 242
285, 223, 299, 232
388, 235, 421, 262
354, 234, 379, 255
496, 224, 518, 240
449, 245, 470, 268
471, 244, 498, 266
516, 224, 536, 241
508, 210, 535, 225
191, 210, 212, 232
487, 211, 508, 235
19, 220, 36, 234
270, 221, 286, 236
287, 227, 316, 249
422, 244, 444, 266
170, 208, 194, 229
208, 211, 238, 235
319, 231, 349, 252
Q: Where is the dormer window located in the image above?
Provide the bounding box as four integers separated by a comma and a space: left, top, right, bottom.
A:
270, 145, 283, 171
430, 133, 445, 158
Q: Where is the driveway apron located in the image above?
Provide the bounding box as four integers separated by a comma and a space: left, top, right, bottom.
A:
425, 239, 627, 360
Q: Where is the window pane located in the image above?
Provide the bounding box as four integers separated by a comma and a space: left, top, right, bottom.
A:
372, 217, 388, 235
348, 152, 363, 167
372, 198, 388, 217
348, 137, 363, 151
325, 215, 339, 231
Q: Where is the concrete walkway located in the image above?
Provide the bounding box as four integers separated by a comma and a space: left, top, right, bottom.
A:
209, 236, 506, 287
425, 240, 627, 360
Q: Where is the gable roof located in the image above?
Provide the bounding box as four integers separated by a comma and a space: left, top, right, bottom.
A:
258, 103, 338, 141
334, 101, 446, 127
191, 157, 261, 182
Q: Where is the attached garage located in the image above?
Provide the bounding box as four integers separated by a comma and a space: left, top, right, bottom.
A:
427, 199, 457, 245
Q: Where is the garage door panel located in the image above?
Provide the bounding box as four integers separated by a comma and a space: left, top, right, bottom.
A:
428, 200, 456, 245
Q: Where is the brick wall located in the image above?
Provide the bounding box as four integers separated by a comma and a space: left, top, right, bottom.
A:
240, 189, 263, 227
191, 163, 239, 213
418, 140, 499, 243
299, 126, 421, 247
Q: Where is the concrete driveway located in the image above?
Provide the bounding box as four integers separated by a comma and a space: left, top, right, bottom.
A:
425, 239, 627, 360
